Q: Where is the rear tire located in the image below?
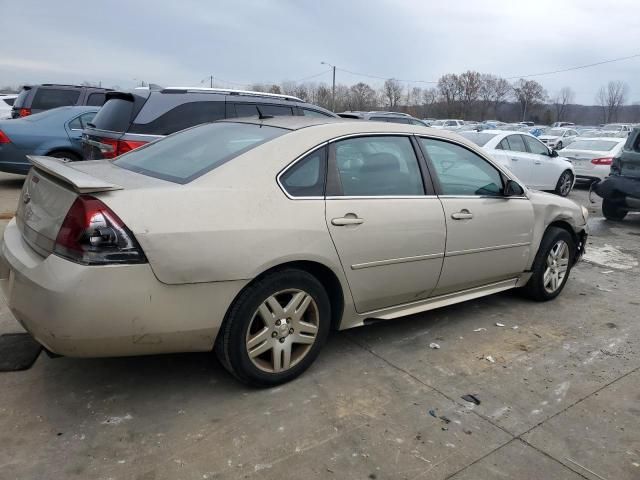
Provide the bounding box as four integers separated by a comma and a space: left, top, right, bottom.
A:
602, 198, 627, 221
554, 170, 574, 197
48, 151, 80, 162
215, 269, 331, 387
521, 227, 575, 302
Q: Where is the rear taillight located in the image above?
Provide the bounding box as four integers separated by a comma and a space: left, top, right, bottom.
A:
0, 130, 10, 144
18, 108, 31, 117
591, 157, 613, 165
54, 196, 146, 265
97, 138, 147, 159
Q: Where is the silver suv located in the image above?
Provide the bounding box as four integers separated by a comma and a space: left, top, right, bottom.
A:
82, 87, 336, 159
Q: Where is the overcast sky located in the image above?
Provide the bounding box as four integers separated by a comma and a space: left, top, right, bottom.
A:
1, 0, 638, 104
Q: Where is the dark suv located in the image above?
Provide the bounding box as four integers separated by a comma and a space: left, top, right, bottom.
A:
11, 84, 110, 118
82, 87, 336, 159
594, 126, 640, 220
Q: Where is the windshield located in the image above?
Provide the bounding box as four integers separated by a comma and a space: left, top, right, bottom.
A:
114, 122, 288, 184
565, 139, 620, 151
546, 129, 566, 136
459, 131, 498, 146
603, 124, 623, 130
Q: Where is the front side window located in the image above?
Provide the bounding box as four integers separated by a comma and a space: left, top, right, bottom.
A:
235, 104, 294, 118
333, 136, 424, 196
280, 147, 326, 197
523, 135, 549, 155
32, 89, 80, 110
420, 138, 503, 196
115, 122, 287, 184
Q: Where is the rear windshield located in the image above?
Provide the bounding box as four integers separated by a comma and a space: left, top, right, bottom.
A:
114, 122, 287, 184
31, 88, 80, 110
566, 140, 620, 151
459, 131, 498, 146
13, 88, 30, 108
90, 98, 134, 132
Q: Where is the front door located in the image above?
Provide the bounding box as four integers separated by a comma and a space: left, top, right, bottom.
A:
417, 137, 534, 295
325, 135, 446, 313
523, 134, 557, 189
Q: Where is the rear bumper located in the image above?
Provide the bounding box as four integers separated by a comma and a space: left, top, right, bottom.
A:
0, 218, 247, 357
0, 144, 31, 175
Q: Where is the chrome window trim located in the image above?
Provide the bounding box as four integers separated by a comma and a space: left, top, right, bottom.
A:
351, 252, 444, 270
326, 195, 438, 200
438, 195, 528, 200
276, 142, 329, 200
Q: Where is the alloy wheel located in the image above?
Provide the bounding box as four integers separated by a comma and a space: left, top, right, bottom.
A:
543, 240, 570, 293
245, 289, 319, 373
559, 172, 573, 196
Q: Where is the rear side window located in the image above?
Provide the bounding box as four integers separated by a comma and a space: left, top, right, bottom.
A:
129, 101, 225, 135
114, 123, 287, 184
68, 112, 97, 130
31, 89, 80, 109
2, 98, 15, 106
234, 104, 294, 118
333, 136, 424, 196
86, 93, 106, 106
302, 108, 332, 118
91, 98, 134, 132
280, 147, 327, 197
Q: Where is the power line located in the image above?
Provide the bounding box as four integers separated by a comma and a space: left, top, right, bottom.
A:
504, 53, 640, 80
335, 67, 438, 84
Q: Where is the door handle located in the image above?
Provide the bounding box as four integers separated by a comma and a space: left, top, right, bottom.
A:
451, 209, 473, 220
331, 216, 364, 226
510, 157, 519, 161
534, 161, 542, 165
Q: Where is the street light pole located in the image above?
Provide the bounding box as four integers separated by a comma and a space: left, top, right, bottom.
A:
321, 61, 336, 112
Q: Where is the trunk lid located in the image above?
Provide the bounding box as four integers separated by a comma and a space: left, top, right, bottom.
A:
16, 156, 165, 257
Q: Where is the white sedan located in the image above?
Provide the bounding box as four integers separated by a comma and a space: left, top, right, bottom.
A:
459, 130, 575, 196
559, 137, 626, 183
0, 94, 17, 120
538, 127, 578, 150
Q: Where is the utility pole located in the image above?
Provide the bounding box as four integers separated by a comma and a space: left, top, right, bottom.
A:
321, 61, 336, 112
522, 98, 528, 122
210, 75, 214, 88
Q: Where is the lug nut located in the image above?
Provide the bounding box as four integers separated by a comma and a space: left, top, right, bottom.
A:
271, 331, 278, 338
289, 328, 294, 334
275, 319, 281, 326
286, 318, 291, 323
279, 337, 285, 343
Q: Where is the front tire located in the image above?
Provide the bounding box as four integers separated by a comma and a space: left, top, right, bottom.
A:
521, 227, 575, 301
555, 170, 574, 197
602, 198, 627, 221
215, 269, 331, 387
556, 141, 563, 150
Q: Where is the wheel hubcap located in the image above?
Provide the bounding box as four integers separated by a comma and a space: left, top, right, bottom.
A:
560, 173, 572, 195
245, 289, 319, 373
543, 240, 570, 293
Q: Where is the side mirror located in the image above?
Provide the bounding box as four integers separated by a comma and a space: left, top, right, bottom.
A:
504, 179, 525, 197
550, 149, 559, 158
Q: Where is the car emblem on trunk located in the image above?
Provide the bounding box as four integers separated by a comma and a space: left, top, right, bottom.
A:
23, 192, 31, 204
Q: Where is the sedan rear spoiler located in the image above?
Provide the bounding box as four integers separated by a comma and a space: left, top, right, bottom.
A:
27, 156, 124, 194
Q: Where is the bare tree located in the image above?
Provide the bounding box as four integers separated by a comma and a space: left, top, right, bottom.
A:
348, 82, 377, 111
478, 74, 497, 120
553, 87, 575, 121
596, 81, 628, 123
437, 73, 461, 117
458, 71, 482, 119
512, 79, 547, 121
492, 77, 511, 119
382, 79, 403, 109
421, 88, 438, 118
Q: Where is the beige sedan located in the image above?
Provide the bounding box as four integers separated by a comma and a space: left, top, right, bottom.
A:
0, 118, 588, 386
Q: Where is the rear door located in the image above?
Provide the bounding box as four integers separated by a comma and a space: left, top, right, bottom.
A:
497, 134, 533, 184
325, 135, 446, 313
418, 137, 534, 295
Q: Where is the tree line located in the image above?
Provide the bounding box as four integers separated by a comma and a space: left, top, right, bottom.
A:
249, 72, 635, 125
